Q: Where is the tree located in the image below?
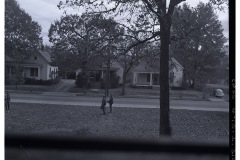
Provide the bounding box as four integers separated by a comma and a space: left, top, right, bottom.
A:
58, 0, 228, 136
43, 44, 52, 53
5, 0, 43, 86
49, 13, 122, 90
57, 0, 187, 136
117, 36, 150, 95
171, 3, 227, 88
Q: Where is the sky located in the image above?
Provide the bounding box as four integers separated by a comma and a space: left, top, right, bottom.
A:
15, 0, 229, 45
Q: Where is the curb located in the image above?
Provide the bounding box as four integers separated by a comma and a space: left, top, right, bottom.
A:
6, 90, 42, 94
75, 93, 203, 101
7, 90, 228, 102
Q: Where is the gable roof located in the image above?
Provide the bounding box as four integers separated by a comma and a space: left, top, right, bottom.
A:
38, 50, 51, 63
171, 58, 184, 70
132, 57, 184, 73
5, 50, 52, 64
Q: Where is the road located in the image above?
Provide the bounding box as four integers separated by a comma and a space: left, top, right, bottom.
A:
10, 92, 229, 112
52, 79, 75, 92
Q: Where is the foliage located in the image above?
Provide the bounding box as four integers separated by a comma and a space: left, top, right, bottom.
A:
5, 0, 43, 85
75, 72, 88, 88
57, 0, 228, 136
57, 0, 189, 136
171, 3, 227, 88
24, 77, 60, 86
110, 72, 120, 88
100, 72, 119, 89
5, 0, 43, 62
117, 35, 149, 95
208, 0, 228, 10
49, 13, 123, 75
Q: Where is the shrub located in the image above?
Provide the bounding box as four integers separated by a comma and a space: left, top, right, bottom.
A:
100, 72, 120, 89
170, 86, 186, 90
75, 72, 88, 88
100, 79, 105, 89
110, 73, 120, 88
24, 77, 60, 86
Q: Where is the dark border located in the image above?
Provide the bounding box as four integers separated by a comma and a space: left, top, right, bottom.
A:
5, 134, 229, 155
229, 0, 235, 160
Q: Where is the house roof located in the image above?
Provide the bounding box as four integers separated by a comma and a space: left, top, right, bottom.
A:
132, 60, 159, 72
38, 50, 51, 63
132, 58, 183, 73
171, 58, 184, 70
5, 50, 52, 64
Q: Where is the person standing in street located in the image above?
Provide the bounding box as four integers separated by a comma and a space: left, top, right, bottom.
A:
5, 91, 11, 111
107, 94, 113, 113
100, 96, 106, 115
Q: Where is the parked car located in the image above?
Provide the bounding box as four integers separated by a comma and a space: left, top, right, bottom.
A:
212, 89, 225, 98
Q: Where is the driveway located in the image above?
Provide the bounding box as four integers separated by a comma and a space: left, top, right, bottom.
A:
52, 79, 75, 92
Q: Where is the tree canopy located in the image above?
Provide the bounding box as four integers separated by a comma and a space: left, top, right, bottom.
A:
171, 3, 227, 87
56, 0, 228, 136
49, 13, 124, 76
5, 0, 43, 62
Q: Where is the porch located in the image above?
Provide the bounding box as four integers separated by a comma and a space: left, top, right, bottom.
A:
5, 64, 43, 84
132, 72, 160, 86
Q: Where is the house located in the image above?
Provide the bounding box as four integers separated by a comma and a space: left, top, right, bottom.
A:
5, 50, 58, 84
131, 58, 184, 87
97, 60, 124, 84
75, 57, 184, 88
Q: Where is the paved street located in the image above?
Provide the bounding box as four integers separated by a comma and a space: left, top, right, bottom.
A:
10, 92, 229, 112
52, 79, 75, 92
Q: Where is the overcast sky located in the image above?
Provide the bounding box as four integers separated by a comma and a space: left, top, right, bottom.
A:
16, 0, 229, 45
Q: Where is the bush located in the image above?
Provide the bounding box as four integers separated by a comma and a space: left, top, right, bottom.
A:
100, 79, 105, 89
194, 84, 205, 91
110, 73, 120, 88
24, 77, 60, 86
75, 72, 88, 88
170, 86, 186, 90
53, 76, 61, 84
100, 72, 120, 89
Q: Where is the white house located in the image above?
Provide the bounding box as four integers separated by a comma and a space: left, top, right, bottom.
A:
5, 50, 58, 83
131, 58, 184, 87
74, 57, 183, 88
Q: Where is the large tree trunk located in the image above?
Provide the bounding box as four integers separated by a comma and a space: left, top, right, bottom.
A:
159, 17, 171, 136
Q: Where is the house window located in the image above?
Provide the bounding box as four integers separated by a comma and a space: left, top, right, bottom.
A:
147, 73, 150, 82
34, 56, 37, 60
30, 68, 38, 77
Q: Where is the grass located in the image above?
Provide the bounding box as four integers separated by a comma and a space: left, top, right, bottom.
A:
5, 103, 229, 143
5, 84, 57, 92
68, 86, 203, 99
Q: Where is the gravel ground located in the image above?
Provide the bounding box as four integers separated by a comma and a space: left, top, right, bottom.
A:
5, 103, 229, 143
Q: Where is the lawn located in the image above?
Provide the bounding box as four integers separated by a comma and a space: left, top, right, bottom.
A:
5, 84, 56, 92
5, 103, 229, 144
69, 86, 204, 100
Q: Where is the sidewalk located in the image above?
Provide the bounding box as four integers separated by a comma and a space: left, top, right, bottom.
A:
7, 89, 228, 102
